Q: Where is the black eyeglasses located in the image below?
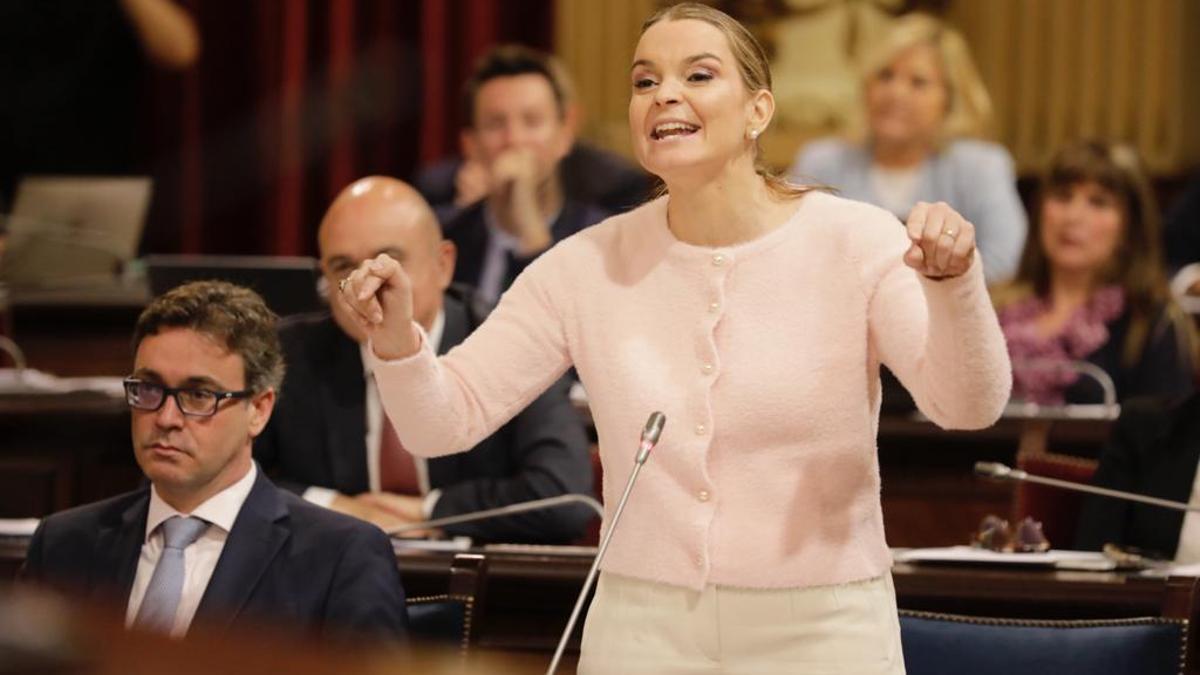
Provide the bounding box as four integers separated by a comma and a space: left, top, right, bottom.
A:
123, 378, 252, 418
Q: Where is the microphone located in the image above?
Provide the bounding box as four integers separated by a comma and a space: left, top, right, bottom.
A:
545, 412, 666, 675
384, 493, 604, 537
974, 461, 1200, 513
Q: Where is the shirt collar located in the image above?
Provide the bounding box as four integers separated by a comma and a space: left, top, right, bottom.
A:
482, 204, 563, 250
144, 461, 258, 542
359, 309, 445, 376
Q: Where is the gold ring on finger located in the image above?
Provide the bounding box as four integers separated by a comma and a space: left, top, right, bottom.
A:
942, 229, 957, 239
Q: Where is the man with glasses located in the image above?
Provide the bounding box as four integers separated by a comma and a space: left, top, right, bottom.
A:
254, 176, 594, 544
22, 281, 408, 639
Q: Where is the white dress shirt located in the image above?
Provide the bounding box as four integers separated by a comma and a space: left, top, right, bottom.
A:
125, 462, 258, 637
303, 311, 445, 518
478, 206, 561, 305
479, 208, 521, 306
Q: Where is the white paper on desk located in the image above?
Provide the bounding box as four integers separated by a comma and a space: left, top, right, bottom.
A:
894, 546, 1112, 569
390, 536, 472, 553
1140, 562, 1200, 577
483, 543, 599, 557
0, 519, 41, 536
0, 369, 124, 397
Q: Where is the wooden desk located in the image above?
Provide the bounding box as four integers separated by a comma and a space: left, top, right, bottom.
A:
0, 392, 141, 517
9, 290, 145, 377
877, 414, 1113, 547
392, 546, 1199, 656
5, 539, 1194, 671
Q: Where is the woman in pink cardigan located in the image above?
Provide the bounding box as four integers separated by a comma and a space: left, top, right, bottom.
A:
339, 4, 1010, 673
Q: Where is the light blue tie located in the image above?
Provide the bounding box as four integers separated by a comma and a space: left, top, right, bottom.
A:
133, 515, 209, 632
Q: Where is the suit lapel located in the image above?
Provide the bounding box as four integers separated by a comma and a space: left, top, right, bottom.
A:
92, 492, 150, 603
195, 471, 290, 627
447, 205, 489, 287
320, 321, 370, 493
437, 292, 469, 357
1151, 399, 1200, 505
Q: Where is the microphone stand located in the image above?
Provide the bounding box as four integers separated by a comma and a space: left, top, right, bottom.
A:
545, 412, 666, 675
385, 493, 604, 537
975, 461, 1200, 513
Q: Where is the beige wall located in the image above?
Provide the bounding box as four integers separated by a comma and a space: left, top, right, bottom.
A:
555, 0, 657, 159
556, 0, 1200, 176
948, 0, 1200, 174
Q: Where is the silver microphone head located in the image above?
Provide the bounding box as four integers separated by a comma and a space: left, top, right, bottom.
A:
641, 411, 666, 445
635, 412, 666, 464
974, 461, 1013, 479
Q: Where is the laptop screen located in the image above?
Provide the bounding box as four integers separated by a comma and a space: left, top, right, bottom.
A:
144, 254, 323, 317
2, 176, 152, 287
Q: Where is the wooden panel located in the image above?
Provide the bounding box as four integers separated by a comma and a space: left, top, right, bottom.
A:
0, 393, 141, 518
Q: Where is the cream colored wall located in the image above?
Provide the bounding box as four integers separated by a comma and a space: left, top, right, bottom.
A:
948, 0, 1200, 174
555, 0, 657, 159
555, 0, 1200, 175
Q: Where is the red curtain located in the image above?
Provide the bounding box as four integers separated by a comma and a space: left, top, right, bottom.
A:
143, 0, 553, 258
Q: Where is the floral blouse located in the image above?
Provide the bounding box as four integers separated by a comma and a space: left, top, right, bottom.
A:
998, 286, 1126, 405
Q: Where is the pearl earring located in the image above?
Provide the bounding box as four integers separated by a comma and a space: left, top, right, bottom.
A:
748, 128, 760, 140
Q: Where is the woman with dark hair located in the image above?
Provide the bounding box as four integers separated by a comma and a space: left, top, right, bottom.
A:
338, 3, 1010, 672
994, 140, 1196, 406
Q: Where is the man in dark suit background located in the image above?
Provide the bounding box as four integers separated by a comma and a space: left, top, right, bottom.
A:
413, 44, 651, 231
22, 281, 407, 639
1075, 392, 1200, 561
422, 45, 631, 305
254, 176, 593, 544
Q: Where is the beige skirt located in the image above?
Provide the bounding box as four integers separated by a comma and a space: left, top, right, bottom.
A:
577, 572, 906, 675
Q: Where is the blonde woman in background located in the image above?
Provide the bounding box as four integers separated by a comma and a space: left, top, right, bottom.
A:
791, 13, 1027, 283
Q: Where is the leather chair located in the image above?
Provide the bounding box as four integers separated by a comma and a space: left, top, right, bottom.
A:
900, 609, 1188, 675
1012, 450, 1098, 547
404, 553, 486, 651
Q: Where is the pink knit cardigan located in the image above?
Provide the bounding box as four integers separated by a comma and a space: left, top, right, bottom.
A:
370, 191, 1011, 590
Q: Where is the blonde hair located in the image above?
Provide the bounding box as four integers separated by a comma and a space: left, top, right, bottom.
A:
852, 13, 993, 144
640, 2, 814, 200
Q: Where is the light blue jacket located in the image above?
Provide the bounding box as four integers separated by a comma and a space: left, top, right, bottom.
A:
790, 138, 1028, 283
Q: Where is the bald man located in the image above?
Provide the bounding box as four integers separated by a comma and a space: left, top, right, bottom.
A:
254, 177, 593, 544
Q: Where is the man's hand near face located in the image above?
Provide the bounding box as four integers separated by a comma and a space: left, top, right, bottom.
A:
488, 149, 553, 256
453, 159, 490, 209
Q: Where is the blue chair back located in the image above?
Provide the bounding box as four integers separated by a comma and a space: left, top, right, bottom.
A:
405, 593, 474, 650
900, 610, 1186, 675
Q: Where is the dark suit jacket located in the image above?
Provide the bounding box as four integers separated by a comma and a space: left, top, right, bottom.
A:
1164, 172, 1200, 271
443, 198, 607, 295
255, 286, 593, 544
1062, 306, 1194, 404
21, 469, 408, 638
1074, 393, 1200, 558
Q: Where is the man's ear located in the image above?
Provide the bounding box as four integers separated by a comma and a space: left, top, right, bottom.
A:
247, 388, 277, 438
550, 102, 580, 163
564, 101, 582, 137
436, 240, 457, 292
